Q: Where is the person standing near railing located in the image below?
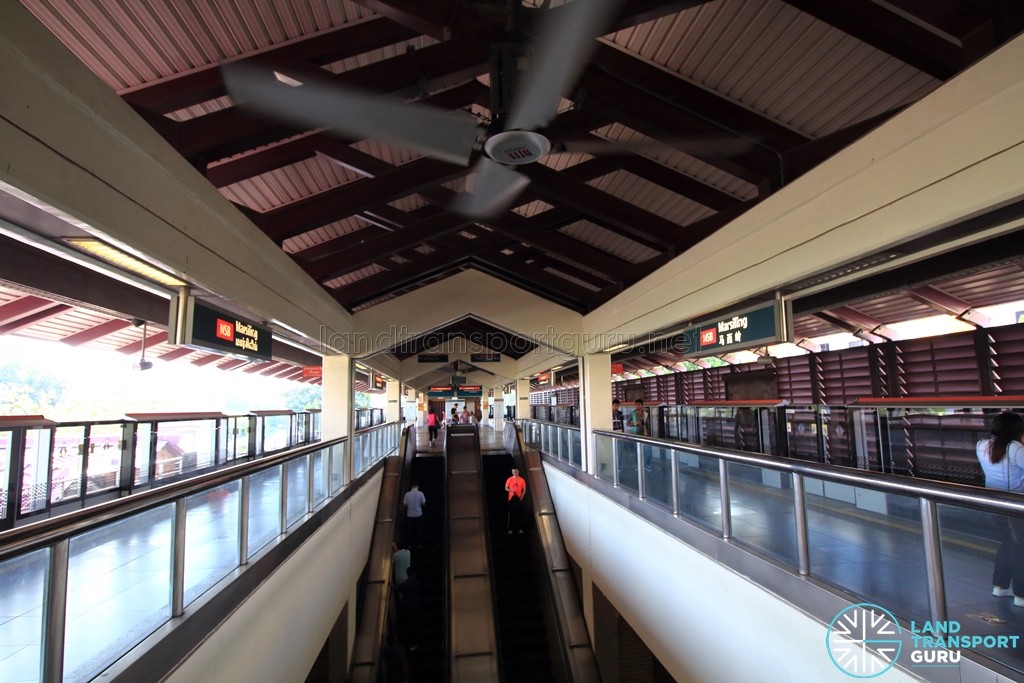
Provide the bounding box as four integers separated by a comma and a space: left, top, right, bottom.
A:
612, 399, 624, 431
976, 411, 1024, 607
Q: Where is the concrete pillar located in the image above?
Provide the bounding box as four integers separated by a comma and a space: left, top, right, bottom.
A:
385, 379, 401, 424
580, 353, 612, 476
516, 378, 531, 423
322, 354, 352, 440
492, 387, 504, 433
322, 354, 353, 483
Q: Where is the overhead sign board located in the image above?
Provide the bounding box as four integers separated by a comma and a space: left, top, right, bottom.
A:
169, 295, 272, 361
535, 372, 552, 387
428, 384, 483, 398
471, 353, 501, 363
372, 373, 386, 391
302, 366, 322, 379
669, 299, 791, 358
418, 354, 449, 363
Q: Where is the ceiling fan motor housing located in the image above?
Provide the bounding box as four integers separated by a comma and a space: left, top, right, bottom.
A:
484, 130, 551, 165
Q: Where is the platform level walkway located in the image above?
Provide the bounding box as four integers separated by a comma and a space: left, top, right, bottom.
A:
523, 418, 1024, 678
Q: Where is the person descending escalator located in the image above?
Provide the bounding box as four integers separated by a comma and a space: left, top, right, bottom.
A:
504, 467, 527, 534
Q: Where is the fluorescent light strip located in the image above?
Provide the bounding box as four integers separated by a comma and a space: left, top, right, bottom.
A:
0, 218, 174, 299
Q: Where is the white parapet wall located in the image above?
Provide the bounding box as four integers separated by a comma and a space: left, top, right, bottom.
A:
164, 468, 382, 683
544, 465, 930, 683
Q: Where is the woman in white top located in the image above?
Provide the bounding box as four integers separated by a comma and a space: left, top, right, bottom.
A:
976, 411, 1024, 605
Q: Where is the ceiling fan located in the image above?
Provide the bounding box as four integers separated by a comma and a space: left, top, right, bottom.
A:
221, 0, 626, 220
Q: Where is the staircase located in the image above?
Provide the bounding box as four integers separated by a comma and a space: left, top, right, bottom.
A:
482, 453, 555, 683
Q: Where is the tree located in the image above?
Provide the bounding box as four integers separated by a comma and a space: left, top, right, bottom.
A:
0, 361, 67, 416
283, 385, 322, 412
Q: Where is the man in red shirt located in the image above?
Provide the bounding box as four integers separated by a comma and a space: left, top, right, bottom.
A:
504, 467, 527, 534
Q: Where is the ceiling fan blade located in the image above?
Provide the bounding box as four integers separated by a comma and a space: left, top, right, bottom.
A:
451, 159, 531, 220
222, 63, 482, 167
554, 136, 756, 158
507, 0, 623, 132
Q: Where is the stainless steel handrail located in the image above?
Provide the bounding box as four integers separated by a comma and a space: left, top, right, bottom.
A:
523, 418, 1024, 516
589, 427, 1024, 515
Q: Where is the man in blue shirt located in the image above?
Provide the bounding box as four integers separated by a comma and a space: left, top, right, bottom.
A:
402, 483, 426, 548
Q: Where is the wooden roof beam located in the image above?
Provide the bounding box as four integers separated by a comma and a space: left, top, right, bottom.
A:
120, 19, 419, 114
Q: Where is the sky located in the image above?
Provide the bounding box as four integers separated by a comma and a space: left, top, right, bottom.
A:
0, 334, 318, 421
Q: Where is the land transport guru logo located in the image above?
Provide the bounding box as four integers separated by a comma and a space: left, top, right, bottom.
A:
826, 602, 1020, 677
827, 603, 902, 677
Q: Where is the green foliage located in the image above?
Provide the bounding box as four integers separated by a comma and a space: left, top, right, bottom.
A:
0, 361, 67, 417
283, 385, 322, 412
354, 392, 372, 410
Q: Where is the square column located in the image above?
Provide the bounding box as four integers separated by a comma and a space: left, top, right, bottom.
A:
516, 378, 531, 422
386, 379, 402, 424
322, 354, 353, 483
579, 353, 612, 476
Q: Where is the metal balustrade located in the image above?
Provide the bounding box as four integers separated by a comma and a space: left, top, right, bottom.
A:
521, 418, 1024, 676
0, 411, 323, 530
0, 420, 400, 683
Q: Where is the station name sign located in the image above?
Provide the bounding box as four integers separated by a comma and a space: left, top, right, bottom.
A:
418, 353, 449, 363
669, 299, 791, 358
470, 353, 501, 363
169, 295, 272, 361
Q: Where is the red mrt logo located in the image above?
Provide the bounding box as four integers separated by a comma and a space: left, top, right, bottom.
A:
700, 327, 717, 346
215, 318, 235, 341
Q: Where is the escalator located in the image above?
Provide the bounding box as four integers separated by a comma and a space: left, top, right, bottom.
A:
405, 454, 446, 681
482, 452, 556, 683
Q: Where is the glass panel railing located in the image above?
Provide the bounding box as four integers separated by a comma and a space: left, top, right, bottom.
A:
521, 417, 1024, 676
675, 450, 721, 529
64, 505, 174, 683
329, 442, 344, 496
184, 481, 241, 607
248, 466, 282, 558
0, 430, 353, 683
285, 458, 308, 529
727, 462, 797, 566
617, 440, 639, 495
594, 432, 615, 483
311, 449, 327, 507
641, 443, 674, 511
570, 430, 582, 469
0, 547, 47, 683
804, 478, 929, 623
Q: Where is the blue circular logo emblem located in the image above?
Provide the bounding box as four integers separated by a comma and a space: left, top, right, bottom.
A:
826, 603, 902, 678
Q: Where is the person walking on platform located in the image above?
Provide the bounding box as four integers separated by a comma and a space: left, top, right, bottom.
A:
427, 411, 440, 448
402, 483, 426, 548
505, 467, 527, 534
976, 411, 1024, 606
